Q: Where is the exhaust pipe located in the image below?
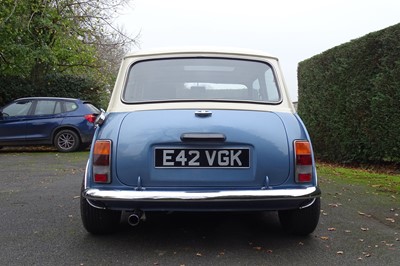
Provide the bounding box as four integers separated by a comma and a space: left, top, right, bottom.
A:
127, 210, 144, 226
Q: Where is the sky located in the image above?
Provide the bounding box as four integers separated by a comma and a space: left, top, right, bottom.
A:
117, 0, 400, 101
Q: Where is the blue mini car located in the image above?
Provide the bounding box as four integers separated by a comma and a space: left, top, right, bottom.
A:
0, 97, 100, 152
81, 48, 321, 235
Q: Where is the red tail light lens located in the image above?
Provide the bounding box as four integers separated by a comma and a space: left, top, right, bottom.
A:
93, 140, 111, 183
94, 173, 108, 183
294, 140, 313, 183
85, 114, 97, 123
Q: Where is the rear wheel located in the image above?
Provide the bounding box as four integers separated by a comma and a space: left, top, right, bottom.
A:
278, 198, 320, 236
54, 129, 80, 152
80, 185, 121, 234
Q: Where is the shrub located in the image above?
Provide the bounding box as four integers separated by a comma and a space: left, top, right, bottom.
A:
0, 74, 109, 108
298, 23, 400, 164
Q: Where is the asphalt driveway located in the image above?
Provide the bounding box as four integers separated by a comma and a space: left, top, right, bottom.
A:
0, 148, 398, 265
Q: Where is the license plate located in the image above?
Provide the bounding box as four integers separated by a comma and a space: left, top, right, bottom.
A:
155, 148, 250, 168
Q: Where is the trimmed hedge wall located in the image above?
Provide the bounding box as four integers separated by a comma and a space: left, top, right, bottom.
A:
298, 23, 400, 164
0, 74, 109, 109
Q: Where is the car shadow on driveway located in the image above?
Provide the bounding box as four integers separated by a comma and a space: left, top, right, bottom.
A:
120, 211, 284, 238
77, 211, 317, 265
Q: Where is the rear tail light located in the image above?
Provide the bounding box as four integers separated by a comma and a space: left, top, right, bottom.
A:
93, 140, 111, 183
294, 140, 313, 183
85, 114, 97, 123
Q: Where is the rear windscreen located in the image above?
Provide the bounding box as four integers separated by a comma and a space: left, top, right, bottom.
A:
123, 58, 281, 104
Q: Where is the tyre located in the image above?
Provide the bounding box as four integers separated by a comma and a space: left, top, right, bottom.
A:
80, 186, 121, 234
278, 197, 320, 236
54, 129, 80, 152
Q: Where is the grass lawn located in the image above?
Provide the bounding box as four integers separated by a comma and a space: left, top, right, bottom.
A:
317, 162, 400, 195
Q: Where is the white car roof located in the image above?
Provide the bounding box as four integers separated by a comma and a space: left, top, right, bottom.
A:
124, 47, 278, 61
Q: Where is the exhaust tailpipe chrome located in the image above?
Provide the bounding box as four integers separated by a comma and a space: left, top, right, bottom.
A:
127, 210, 144, 226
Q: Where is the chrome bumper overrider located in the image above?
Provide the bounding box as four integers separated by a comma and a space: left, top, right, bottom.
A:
83, 186, 321, 202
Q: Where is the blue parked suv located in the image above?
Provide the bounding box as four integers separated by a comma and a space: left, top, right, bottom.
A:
0, 97, 100, 152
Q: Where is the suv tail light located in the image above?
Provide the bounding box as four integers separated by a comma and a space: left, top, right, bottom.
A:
93, 140, 111, 183
85, 114, 97, 123
294, 140, 313, 183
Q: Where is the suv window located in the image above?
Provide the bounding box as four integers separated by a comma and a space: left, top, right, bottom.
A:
84, 103, 100, 113
65, 101, 79, 112
34, 100, 62, 115
2, 100, 33, 116
123, 58, 281, 103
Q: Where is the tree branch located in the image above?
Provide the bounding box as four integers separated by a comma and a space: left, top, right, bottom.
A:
0, 0, 19, 29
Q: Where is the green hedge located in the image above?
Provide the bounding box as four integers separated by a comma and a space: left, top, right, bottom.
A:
298, 23, 400, 164
0, 74, 110, 109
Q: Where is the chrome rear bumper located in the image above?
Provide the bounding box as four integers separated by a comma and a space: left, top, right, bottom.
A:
83, 186, 321, 202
